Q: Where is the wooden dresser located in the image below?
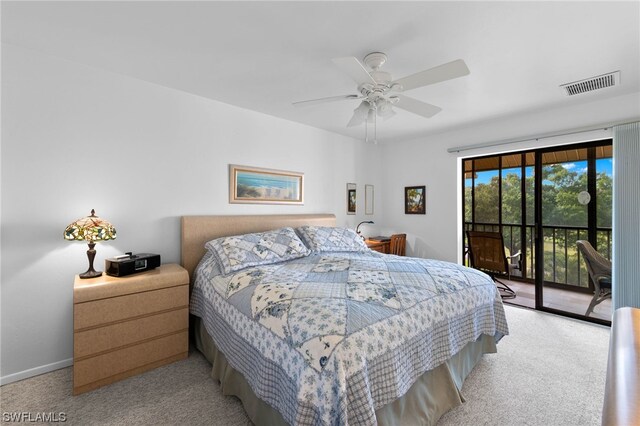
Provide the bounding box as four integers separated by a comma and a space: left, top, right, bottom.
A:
73, 263, 189, 395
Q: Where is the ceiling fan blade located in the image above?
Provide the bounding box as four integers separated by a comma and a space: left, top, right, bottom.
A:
393, 59, 470, 92
347, 111, 365, 127
394, 95, 442, 118
332, 57, 377, 86
293, 94, 361, 107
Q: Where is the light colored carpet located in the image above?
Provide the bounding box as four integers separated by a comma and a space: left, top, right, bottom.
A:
439, 305, 609, 426
0, 349, 251, 426
0, 306, 610, 425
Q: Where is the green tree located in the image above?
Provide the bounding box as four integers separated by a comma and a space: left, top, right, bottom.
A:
466, 159, 613, 287
541, 164, 587, 227
501, 172, 522, 225
473, 176, 499, 223
596, 171, 613, 227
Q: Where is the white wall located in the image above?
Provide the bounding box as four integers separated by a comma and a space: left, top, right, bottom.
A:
3, 42, 638, 383
378, 92, 640, 262
0, 44, 381, 383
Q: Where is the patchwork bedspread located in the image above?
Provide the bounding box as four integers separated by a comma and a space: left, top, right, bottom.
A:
190, 250, 509, 425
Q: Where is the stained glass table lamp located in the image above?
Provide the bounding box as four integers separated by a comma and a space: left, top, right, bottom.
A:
64, 209, 116, 279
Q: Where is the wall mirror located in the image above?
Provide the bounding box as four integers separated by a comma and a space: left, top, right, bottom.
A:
365, 185, 374, 215
347, 183, 356, 215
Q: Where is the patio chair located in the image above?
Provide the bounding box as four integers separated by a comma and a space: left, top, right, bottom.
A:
390, 234, 406, 256
466, 231, 521, 299
576, 240, 612, 317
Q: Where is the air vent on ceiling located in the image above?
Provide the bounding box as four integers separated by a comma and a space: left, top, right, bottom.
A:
560, 71, 620, 96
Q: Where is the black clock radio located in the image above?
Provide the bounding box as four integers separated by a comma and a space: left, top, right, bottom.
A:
105, 252, 161, 277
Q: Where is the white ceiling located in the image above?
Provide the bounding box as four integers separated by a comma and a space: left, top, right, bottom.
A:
3, 1, 639, 143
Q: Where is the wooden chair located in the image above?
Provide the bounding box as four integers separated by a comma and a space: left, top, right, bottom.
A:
389, 234, 406, 256
466, 231, 521, 299
577, 240, 612, 317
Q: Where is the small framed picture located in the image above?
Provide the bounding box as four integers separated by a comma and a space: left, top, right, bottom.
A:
347, 183, 356, 215
405, 186, 426, 214
365, 184, 374, 215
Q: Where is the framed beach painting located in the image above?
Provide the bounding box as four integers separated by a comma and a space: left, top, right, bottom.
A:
229, 164, 304, 204
405, 185, 426, 214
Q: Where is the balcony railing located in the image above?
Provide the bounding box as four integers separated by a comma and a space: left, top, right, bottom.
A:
464, 222, 612, 291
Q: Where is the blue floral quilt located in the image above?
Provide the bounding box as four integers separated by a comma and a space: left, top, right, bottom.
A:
190, 250, 509, 425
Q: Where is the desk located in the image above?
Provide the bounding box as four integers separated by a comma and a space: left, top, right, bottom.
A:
365, 239, 390, 254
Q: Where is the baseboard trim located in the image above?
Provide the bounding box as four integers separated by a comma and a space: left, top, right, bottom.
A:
0, 358, 73, 386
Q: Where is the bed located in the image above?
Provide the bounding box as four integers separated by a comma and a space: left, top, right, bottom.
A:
182, 214, 509, 425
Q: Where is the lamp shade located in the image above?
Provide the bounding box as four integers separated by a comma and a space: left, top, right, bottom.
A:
64, 209, 116, 242
347, 101, 372, 127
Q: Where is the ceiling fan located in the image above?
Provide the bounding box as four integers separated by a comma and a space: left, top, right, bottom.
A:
293, 52, 470, 140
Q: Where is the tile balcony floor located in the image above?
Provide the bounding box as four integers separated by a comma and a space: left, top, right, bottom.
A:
500, 279, 612, 322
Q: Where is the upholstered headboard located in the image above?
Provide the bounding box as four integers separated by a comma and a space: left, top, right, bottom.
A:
180, 214, 336, 280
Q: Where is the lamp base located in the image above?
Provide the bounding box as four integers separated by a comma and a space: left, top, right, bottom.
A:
79, 242, 102, 279
79, 270, 102, 279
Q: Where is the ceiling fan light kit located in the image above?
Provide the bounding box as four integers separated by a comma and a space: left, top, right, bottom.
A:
293, 52, 470, 143
347, 101, 371, 127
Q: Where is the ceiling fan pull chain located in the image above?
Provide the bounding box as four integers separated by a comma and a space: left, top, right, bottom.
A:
374, 109, 378, 144
365, 116, 369, 143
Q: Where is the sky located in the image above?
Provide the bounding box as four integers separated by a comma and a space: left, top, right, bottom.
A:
466, 158, 613, 186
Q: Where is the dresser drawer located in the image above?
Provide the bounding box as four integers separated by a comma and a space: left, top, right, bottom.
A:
366, 241, 389, 254
74, 284, 188, 331
74, 264, 189, 303
74, 307, 188, 359
73, 330, 188, 388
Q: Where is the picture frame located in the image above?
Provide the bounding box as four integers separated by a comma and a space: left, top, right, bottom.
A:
229, 164, 304, 205
347, 183, 356, 214
365, 184, 374, 215
405, 185, 426, 214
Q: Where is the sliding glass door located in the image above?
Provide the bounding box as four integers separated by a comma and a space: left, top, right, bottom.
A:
536, 144, 612, 321
463, 140, 612, 324
463, 152, 535, 304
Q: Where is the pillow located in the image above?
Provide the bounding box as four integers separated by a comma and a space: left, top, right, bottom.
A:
205, 227, 310, 275
295, 226, 369, 253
